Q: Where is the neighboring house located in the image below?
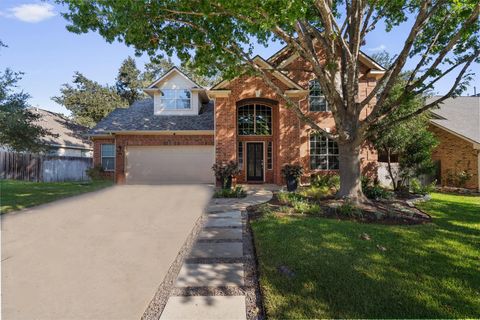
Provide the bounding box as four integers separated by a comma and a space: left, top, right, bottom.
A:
427, 96, 480, 191
32, 108, 93, 157
89, 49, 385, 185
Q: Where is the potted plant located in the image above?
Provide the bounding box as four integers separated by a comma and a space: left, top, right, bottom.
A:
281, 164, 303, 192
212, 161, 240, 189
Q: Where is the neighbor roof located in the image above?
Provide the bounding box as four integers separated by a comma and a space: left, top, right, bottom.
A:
428, 96, 480, 144
29, 108, 92, 150
89, 99, 214, 134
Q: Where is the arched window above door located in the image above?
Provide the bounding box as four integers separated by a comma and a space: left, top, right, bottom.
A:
237, 104, 272, 135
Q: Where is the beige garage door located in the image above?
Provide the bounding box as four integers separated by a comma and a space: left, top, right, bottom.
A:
125, 146, 214, 184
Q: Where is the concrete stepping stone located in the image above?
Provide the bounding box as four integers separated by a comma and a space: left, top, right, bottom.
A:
189, 242, 243, 258
175, 263, 244, 287
207, 211, 241, 219
198, 228, 243, 240
160, 295, 246, 320
205, 217, 242, 228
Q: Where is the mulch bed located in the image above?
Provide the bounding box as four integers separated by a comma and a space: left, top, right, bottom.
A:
248, 193, 432, 225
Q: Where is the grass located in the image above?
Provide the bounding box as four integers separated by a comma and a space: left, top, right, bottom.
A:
0, 179, 113, 214
251, 192, 480, 319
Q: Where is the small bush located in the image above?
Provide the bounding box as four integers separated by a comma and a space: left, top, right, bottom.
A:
337, 201, 363, 218
213, 186, 247, 198
86, 165, 105, 180
410, 178, 436, 195
362, 176, 393, 200
446, 169, 473, 188
311, 173, 340, 190
277, 191, 305, 205
298, 185, 331, 200
364, 184, 393, 200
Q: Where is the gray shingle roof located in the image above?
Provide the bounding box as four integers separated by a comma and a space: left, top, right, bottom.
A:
90, 99, 214, 134
29, 108, 92, 150
428, 96, 480, 144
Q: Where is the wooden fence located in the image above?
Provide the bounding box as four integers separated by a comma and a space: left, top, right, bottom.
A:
0, 151, 92, 182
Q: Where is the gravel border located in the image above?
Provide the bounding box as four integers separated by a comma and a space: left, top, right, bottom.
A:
141, 214, 206, 320
243, 211, 266, 320
142, 191, 271, 320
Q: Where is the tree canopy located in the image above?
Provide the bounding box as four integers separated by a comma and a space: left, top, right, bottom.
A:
0, 69, 54, 152
57, 0, 479, 201
116, 56, 143, 105
53, 72, 128, 128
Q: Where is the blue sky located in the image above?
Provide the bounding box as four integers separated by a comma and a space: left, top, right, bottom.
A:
1, 0, 478, 115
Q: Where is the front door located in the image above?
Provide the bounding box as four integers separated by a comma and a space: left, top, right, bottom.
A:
246, 142, 264, 181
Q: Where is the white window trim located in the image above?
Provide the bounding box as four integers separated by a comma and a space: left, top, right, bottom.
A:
309, 134, 339, 170
308, 80, 329, 112
160, 89, 192, 110
100, 143, 115, 172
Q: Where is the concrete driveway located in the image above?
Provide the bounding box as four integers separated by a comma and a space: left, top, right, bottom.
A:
1, 184, 212, 320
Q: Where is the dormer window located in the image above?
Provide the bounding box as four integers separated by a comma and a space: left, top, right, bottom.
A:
160, 89, 191, 110
309, 80, 329, 112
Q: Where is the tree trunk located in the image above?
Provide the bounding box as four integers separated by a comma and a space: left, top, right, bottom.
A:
385, 146, 398, 190
336, 141, 367, 203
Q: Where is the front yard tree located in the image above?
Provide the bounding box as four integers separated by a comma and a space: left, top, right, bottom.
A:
59, 0, 479, 202
369, 51, 438, 190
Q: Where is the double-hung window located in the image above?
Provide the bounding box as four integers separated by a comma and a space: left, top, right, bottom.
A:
101, 144, 115, 171
310, 134, 339, 170
160, 89, 191, 110
309, 80, 328, 111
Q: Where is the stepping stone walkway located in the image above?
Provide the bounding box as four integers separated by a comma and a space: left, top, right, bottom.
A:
160, 210, 247, 320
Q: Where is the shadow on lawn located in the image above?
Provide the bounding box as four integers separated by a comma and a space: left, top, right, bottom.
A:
252, 196, 480, 319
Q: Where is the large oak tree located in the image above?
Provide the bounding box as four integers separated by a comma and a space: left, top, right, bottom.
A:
58, 0, 479, 202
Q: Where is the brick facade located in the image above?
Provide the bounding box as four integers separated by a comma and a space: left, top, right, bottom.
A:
214, 55, 378, 185
92, 134, 214, 183
429, 125, 479, 190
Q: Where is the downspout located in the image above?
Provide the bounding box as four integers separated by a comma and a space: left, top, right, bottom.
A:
477, 149, 480, 192
474, 143, 480, 192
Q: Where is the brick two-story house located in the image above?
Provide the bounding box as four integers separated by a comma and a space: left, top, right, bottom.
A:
89, 48, 385, 185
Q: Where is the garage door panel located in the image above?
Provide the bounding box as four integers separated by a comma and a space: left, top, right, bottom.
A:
126, 146, 214, 184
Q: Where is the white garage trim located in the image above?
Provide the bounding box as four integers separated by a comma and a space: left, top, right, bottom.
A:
125, 145, 214, 184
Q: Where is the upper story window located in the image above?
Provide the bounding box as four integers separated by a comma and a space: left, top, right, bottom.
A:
160, 89, 191, 110
101, 144, 115, 171
238, 104, 272, 135
309, 80, 329, 112
310, 134, 339, 170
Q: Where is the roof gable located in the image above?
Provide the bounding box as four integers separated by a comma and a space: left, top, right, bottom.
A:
210, 55, 303, 91
267, 44, 386, 72
147, 67, 203, 89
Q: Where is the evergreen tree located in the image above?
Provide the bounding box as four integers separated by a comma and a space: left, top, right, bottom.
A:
53, 72, 127, 128
116, 56, 143, 105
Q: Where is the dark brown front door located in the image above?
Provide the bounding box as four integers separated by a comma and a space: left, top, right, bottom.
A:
247, 142, 264, 181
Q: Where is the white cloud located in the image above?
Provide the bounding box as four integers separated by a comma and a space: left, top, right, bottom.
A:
366, 44, 387, 52
5, 3, 56, 23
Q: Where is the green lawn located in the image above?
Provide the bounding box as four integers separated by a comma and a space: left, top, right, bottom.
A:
0, 179, 113, 214
251, 193, 480, 319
